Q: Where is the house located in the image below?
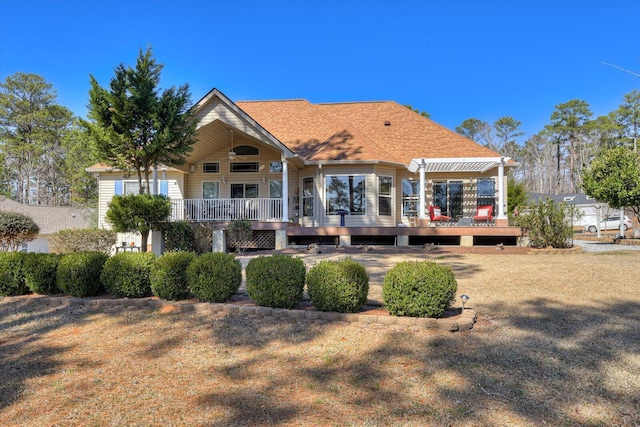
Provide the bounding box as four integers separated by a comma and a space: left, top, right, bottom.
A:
0, 196, 95, 252
89, 88, 520, 250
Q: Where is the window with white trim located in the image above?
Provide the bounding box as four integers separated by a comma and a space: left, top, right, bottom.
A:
203, 162, 219, 173
230, 162, 259, 173
202, 182, 220, 199
325, 175, 366, 215
378, 176, 392, 216
302, 177, 314, 217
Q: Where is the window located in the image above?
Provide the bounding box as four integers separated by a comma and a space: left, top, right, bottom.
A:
203, 162, 219, 173
230, 162, 259, 173
235, 145, 259, 156
269, 181, 283, 198
303, 177, 314, 217
433, 181, 463, 218
325, 175, 366, 215
402, 178, 419, 215
124, 181, 142, 195
270, 161, 283, 173
202, 182, 219, 199
231, 183, 259, 198
477, 179, 495, 209
378, 176, 392, 216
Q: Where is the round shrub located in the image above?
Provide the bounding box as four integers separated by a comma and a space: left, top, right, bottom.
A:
186, 252, 241, 303
246, 254, 306, 309
150, 251, 196, 300
382, 261, 457, 318
57, 251, 108, 297
306, 258, 369, 313
0, 252, 27, 296
101, 252, 156, 298
24, 253, 61, 294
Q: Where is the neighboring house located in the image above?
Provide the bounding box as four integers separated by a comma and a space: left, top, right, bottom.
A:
529, 193, 612, 228
89, 88, 520, 250
0, 197, 95, 253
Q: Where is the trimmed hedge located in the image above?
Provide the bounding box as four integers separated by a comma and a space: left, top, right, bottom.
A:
306, 258, 369, 313
101, 252, 156, 298
24, 253, 61, 294
0, 252, 27, 296
186, 252, 241, 303
57, 252, 108, 297
382, 261, 457, 318
150, 251, 196, 300
245, 254, 306, 309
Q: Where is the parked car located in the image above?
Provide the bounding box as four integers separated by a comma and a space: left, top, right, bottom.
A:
585, 216, 633, 233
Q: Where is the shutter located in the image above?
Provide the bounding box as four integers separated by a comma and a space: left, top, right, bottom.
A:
160, 180, 169, 196
114, 181, 123, 195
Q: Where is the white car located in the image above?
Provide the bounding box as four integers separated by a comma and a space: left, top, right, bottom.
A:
585, 216, 633, 233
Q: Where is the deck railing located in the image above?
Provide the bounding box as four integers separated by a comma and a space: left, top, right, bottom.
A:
170, 198, 283, 222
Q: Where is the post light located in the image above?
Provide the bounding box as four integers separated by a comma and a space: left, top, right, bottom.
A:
460, 294, 470, 312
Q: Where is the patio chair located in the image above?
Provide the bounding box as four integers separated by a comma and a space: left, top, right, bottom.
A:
429, 205, 451, 224
472, 205, 493, 224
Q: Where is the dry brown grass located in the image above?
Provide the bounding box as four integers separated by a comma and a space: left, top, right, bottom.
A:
1, 249, 639, 426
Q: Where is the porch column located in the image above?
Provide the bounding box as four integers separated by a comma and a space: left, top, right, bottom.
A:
418, 160, 426, 219
281, 158, 289, 222
497, 158, 506, 219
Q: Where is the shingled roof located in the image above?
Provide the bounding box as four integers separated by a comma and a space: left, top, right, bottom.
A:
236, 100, 500, 164
0, 197, 95, 235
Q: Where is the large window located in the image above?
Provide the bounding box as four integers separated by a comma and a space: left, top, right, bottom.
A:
302, 177, 314, 217
378, 176, 392, 216
231, 183, 258, 198
433, 181, 463, 218
325, 175, 366, 215
477, 179, 495, 209
202, 182, 219, 199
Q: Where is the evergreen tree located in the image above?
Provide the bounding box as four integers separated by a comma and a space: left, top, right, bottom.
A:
85, 47, 197, 194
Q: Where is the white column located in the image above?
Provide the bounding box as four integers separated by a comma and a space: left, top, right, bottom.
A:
497, 158, 506, 219
281, 158, 289, 222
418, 160, 426, 219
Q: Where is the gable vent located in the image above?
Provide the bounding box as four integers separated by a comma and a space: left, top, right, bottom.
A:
384, 121, 391, 126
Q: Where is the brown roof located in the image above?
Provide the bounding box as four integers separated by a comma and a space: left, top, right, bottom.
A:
237, 100, 500, 164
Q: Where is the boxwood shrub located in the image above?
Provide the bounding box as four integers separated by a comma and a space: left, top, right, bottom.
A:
57, 251, 108, 297
24, 253, 61, 294
306, 258, 369, 313
186, 252, 241, 303
150, 251, 196, 300
245, 254, 306, 309
0, 252, 27, 296
101, 252, 156, 298
382, 261, 457, 318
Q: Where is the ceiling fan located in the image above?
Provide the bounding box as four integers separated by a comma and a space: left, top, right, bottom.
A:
228, 129, 247, 160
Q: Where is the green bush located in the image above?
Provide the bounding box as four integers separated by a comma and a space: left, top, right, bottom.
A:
48, 228, 117, 254
516, 198, 576, 248
382, 261, 457, 318
306, 258, 369, 313
24, 253, 61, 294
57, 251, 108, 297
0, 211, 39, 252
101, 252, 156, 298
150, 251, 196, 300
191, 222, 213, 254
246, 254, 306, 309
0, 252, 27, 296
186, 252, 241, 302
163, 221, 195, 252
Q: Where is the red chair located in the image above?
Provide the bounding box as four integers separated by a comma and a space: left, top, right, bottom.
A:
473, 205, 493, 224
429, 205, 451, 224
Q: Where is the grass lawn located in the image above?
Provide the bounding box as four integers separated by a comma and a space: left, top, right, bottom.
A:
1, 249, 639, 426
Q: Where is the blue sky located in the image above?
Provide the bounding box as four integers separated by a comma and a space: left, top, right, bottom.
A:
1, 0, 638, 138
